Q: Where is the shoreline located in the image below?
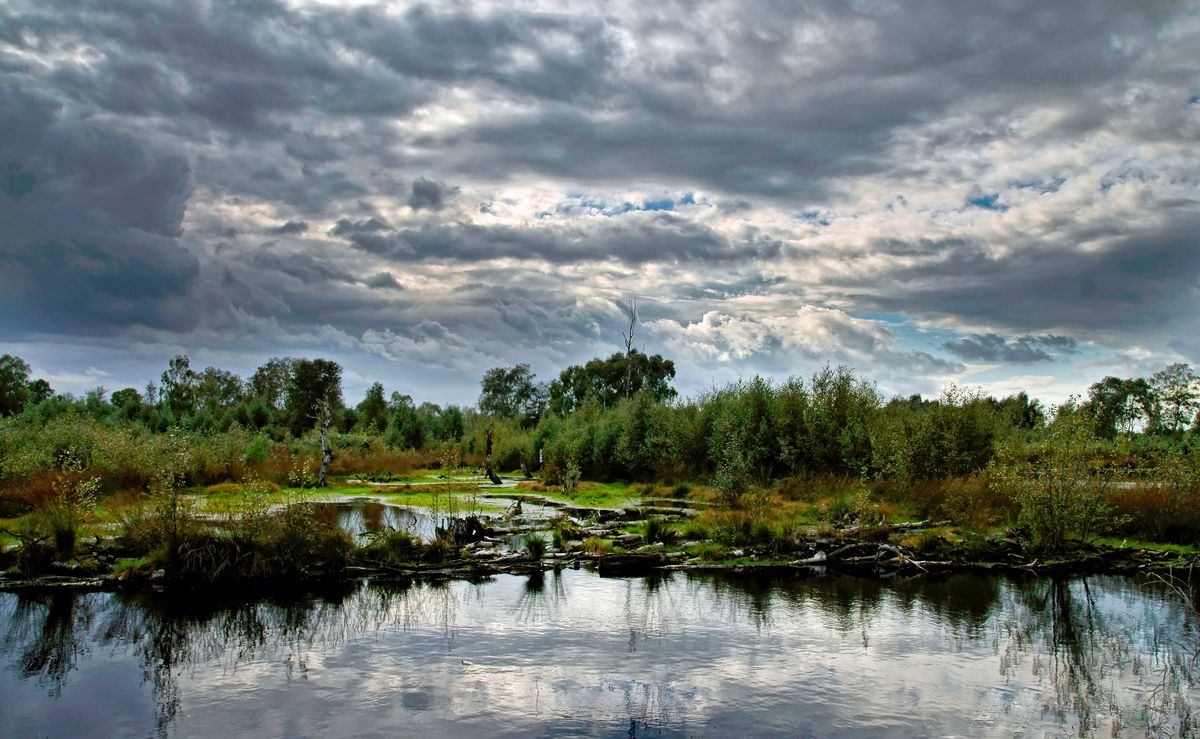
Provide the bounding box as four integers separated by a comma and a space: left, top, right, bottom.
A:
3, 539, 1193, 594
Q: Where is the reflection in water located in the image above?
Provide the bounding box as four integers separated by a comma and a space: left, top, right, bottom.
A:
1, 572, 1197, 737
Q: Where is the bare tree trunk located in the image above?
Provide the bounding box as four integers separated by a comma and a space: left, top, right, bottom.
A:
621, 298, 637, 398
485, 425, 502, 485
317, 398, 332, 487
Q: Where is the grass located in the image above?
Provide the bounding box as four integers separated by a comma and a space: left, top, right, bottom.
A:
523, 533, 546, 560
0, 520, 20, 548
514, 480, 641, 509
1093, 537, 1198, 554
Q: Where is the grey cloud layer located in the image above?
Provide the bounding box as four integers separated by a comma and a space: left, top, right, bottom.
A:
2, 0, 1197, 399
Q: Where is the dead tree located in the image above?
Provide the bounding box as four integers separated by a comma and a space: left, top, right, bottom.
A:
621, 297, 637, 398
484, 425, 503, 485
621, 297, 638, 355
317, 397, 333, 487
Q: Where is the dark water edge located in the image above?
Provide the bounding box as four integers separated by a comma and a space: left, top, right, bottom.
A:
1, 570, 1197, 738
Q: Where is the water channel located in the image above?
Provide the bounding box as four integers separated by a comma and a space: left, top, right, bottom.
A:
1, 571, 1196, 737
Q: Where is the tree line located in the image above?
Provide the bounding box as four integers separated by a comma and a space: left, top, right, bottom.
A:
2, 342, 1198, 486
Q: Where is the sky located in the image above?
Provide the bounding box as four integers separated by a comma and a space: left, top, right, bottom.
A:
1, 0, 1198, 408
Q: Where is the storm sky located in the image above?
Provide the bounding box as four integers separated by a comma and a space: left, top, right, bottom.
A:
2, 0, 1198, 406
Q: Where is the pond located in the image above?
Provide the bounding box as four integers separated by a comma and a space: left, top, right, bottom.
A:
1, 571, 1196, 737
326, 497, 562, 542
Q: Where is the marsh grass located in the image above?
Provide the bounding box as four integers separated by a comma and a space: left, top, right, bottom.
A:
583, 536, 614, 555
523, 533, 546, 560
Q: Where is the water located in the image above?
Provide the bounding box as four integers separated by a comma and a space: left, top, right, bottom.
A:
1, 571, 1196, 737
328, 498, 560, 542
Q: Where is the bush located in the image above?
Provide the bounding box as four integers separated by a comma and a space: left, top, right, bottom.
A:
583, 536, 613, 555
359, 528, 423, 565
523, 533, 546, 560
643, 516, 675, 545
990, 414, 1117, 552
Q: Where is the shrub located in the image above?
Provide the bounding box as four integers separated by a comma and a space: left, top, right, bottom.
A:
990, 413, 1117, 552
523, 533, 546, 560
643, 516, 675, 545
359, 528, 423, 565
583, 536, 613, 555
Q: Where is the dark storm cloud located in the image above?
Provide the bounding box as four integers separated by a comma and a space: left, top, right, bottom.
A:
841, 215, 1200, 338
268, 220, 309, 236
335, 214, 781, 265
247, 248, 358, 287
942, 334, 1080, 363
329, 218, 392, 238
407, 177, 459, 212
0, 80, 198, 334
364, 272, 405, 291
2, 0, 1197, 400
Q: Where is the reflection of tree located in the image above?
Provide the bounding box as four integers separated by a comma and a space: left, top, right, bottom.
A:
0, 592, 98, 697
1, 580, 471, 736
998, 575, 1198, 736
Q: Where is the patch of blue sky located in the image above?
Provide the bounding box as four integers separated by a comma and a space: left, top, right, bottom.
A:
798, 209, 833, 226
865, 313, 961, 352
551, 192, 699, 217
966, 192, 1008, 211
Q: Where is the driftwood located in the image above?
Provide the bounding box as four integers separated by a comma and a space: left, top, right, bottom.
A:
837, 519, 949, 536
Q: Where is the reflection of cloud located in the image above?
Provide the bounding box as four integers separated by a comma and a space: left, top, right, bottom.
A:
3, 572, 1195, 736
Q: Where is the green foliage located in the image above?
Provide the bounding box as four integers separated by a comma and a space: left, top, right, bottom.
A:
642, 516, 674, 545
356, 382, 390, 432
284, 358, 343, 437
990, 412, 1118, 551
871, 386, 1001, 479
42, 455, 100, 558
583, 536, 614, 555
523, 533, 546, 560
243, 435, 271, 465
1150, 363, 1200, 433
359, 528, 423, 565
479, 364, 547, 426
0, 354, 32, 417
1083, 376, 1154, 439
548, 350, 676, 415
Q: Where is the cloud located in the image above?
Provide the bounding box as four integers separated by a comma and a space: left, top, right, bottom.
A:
942, 334, 1079, 363
649, 306, 962, 395
364, 272, 405, 290
333, 214, 781, 265
1, 0, 1196, 405
407, 177, 459, 212
268, 220, 309, 235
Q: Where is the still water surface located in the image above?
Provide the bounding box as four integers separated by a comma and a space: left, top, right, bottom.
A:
0, 571, 1196, 737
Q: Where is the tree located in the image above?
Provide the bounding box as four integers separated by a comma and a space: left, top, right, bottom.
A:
27, 378, 54, 405
250, 357, 295, 409
1150, 363, 1199, 433
385, 392, 427, 450
478, 364, 547, 426
356, 382, 389, 432
160, 354, 198, 416
284, 359, 343, 437
0, 354, 32, 416
547, 350, 676, 415
436, 405, 466, 441
992, 391, 1046, 433
195, 367, 243, 416
110, 387, 142, 408
1083, 376, 1153, 438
